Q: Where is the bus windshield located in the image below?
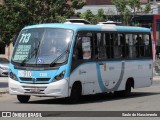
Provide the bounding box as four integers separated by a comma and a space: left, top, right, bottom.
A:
11, 28, 73, 66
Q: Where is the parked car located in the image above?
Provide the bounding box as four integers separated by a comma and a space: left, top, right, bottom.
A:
0, 58, 9, 77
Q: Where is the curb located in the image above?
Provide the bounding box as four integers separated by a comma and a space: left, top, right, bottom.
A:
0, 89, 9, 94
0, 91, 8, 95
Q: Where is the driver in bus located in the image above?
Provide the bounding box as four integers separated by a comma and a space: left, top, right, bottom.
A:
49, 40, 62, 56
50, 45, 57, 54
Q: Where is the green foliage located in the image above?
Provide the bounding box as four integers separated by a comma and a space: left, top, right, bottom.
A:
112, 0, 151, 25
112, 0, 130, 25
144, 3, 151, 13
122, 8, 131, 25
80, 9, 94, 22
128, 0, 141, 11
97, 9, 105, 22
80, 9, 105, 24
112, 0, 128, 15
71, 0, 85, 9
0, 0, 85, 45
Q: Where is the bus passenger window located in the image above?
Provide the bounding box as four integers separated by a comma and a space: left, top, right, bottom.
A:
96, 33, 107, 59
105, 33, 110, 58
136, 35, 144, 57
135, 35, 141, 57
128, 34, 137, 59
82, 37, 92, 60
143, 34, 151, 57
105, 33, 114, 59
120, 34, 128, 58
113, 34, 122, 59
125, 35, 129, 58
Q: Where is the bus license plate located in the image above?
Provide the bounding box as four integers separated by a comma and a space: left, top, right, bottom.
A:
30, 89, 40, 93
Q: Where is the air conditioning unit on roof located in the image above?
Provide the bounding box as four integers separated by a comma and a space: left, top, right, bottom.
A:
65, 19, 91, 25
97, 21, 121, 25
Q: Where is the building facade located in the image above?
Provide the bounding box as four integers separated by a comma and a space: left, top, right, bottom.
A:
86, 0, 149, 5
149, 0, 160, 4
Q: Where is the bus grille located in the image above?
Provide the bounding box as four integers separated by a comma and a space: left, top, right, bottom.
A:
20, 77, 50, 82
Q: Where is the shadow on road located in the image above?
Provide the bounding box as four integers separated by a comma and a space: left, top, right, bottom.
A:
25, 92, 160, 105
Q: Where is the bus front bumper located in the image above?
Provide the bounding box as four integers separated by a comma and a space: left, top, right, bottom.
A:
9, 78, 69, 98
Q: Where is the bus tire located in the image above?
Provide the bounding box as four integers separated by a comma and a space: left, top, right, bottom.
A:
123, 81, 132, 96
114, 80, 132, 97
68, 82, 82, 104
17, 95, 30, 103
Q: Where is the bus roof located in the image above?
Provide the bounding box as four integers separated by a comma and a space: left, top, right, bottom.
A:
23, 23, 151, 33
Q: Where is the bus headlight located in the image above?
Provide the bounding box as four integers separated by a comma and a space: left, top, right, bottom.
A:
54, 71, 65, 81
9, 71, 18, 81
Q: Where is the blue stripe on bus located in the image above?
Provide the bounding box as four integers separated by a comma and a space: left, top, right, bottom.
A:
96, 62, 125, 92
96, 63, 107, 92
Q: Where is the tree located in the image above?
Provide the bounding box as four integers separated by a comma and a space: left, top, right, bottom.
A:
144, 3, 151, 13
80, 9, 95, 23
128, 0, 141, 15
96, 9, 105, 22
128, 0, 141, 24
112, 0, 151, 25
80, 9, 106, 24
112, 0, 130, 25
0, 0, 85, 46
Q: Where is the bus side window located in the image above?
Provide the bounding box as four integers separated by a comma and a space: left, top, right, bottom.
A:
105, 33, 113, 59
125, 35, 129, 58
82, 37, 92, 60
128, 34, 135, 59
135, 34, 144, 57
143, 34, 152, 57
113, 34, 122, 59
120, 34, 128, 58
133, 35, 137, 58
96, 33, 107, 59
94, 33, 99, 59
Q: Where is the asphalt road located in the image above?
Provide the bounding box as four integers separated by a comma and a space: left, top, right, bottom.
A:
0, 77, 160, 120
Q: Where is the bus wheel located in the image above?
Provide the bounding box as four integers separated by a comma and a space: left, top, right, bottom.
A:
68, 83, 82, 104
124, 81, 132, 96
17, 95, 30, 103
114, 81, 132, 97
123, 80, 132, 96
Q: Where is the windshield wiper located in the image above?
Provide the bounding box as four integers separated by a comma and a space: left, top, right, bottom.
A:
20, 41, 40, 66
50, 50, 68, 67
